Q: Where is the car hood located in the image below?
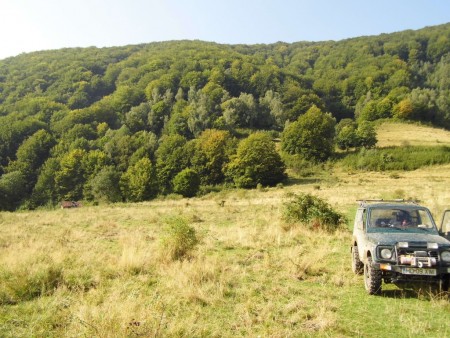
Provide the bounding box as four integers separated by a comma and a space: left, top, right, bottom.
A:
366, 232, 450, 246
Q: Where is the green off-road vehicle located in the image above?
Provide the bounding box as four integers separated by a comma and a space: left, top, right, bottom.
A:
352, 200, 450, 295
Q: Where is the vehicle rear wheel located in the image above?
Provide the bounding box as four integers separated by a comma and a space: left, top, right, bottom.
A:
364, 256, 382, 295
352, 245, 363, 275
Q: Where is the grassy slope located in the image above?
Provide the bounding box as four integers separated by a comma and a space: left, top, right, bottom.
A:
1, 122, 450, 337
375, 121, 450, 148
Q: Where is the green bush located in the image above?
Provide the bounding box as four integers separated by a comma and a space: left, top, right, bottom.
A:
172, 168, 200, 197
160, 217, 199, 261
282, 193, 346, 231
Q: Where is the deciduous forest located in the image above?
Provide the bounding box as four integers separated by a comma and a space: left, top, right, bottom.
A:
1, 23, 450, 210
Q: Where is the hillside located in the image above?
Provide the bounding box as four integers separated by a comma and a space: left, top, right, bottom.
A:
1, 23, 450, 210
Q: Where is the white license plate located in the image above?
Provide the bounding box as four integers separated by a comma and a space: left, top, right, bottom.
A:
402, 268, 436, 276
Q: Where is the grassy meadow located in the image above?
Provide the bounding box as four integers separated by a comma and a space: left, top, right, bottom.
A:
1, 122, 450, 337
375, 122, 450, 147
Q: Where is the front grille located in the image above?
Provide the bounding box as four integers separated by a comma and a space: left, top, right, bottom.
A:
398, 249, 438, 257
397, 247, 439, 267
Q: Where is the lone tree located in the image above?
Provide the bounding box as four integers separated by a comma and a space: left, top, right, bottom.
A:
281, 105, 336, 162
224, 132, 286, 188
335, 119, 377, 150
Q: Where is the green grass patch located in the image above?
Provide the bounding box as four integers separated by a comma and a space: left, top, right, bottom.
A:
339, 146, 450, 171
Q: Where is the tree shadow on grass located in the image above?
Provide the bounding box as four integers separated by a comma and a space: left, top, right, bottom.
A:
284, 177, 322, 187
381, 287, 449, 300
381, 288, 421, 299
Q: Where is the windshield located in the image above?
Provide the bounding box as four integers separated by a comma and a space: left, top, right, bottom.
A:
368, 207, 438, 233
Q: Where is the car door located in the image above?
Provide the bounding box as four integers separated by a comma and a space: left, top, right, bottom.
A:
440, 210, 450, 240
353, 208, 366, 258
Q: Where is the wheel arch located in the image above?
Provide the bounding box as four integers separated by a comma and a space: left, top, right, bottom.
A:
363, 248, 373, 264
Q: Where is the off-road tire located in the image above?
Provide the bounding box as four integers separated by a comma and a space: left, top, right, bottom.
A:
364, 256, 382, 295
352, 245, 363, 275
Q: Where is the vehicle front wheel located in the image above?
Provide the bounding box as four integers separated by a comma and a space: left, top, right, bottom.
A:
364, 256, 382, 295
352, 245, 363, 275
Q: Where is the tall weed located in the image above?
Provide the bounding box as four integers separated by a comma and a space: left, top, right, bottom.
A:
159, 216, 199, 261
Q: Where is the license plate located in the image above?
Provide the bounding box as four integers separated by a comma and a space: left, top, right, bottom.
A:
402, 268, 436, 276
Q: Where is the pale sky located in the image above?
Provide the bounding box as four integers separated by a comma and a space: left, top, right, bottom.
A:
0, 0, 449, 60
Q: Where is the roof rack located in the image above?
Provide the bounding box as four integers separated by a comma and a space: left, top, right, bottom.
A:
357, 199, 419, 206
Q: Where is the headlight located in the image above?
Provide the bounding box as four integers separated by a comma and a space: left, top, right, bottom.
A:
427, 242, 438, 249
380, 248, 393, 259
441, 251, 450, 262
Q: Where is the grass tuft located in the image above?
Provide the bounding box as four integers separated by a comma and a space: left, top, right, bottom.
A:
0, 260, 63, 305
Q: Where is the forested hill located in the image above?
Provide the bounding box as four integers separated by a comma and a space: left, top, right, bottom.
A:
0, 23, 449, 210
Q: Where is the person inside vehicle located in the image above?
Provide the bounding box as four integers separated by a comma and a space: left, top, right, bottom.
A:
397, 210, 411, 227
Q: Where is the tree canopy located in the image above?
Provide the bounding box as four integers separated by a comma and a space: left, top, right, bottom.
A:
1, 23, 450, 209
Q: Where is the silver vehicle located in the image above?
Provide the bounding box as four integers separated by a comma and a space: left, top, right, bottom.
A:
352, 200, 450, 295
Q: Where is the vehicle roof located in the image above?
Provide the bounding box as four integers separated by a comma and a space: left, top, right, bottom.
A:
357, 200, 426, 209
363, 203, 427, 209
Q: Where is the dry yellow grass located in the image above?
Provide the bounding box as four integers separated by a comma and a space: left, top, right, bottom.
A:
1, 123, 450, 337
302, 164, 450, 217
1, 165, 449, 337
375, 121, 450, 148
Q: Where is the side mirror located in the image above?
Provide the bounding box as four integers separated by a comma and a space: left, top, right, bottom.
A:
440, 210, 450, 240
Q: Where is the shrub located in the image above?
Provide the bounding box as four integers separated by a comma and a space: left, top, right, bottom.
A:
160, 217, 199, 261
282, 193, 346, 231
172, 168, 200, 197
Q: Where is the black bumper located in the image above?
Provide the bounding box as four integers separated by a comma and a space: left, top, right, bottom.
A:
373, 262, 450, 282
